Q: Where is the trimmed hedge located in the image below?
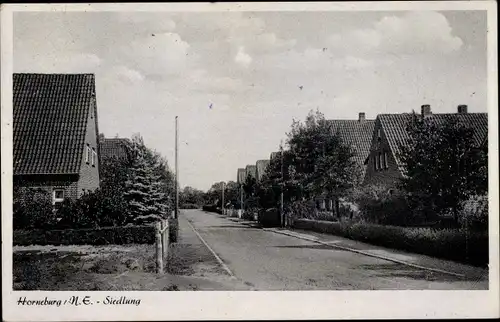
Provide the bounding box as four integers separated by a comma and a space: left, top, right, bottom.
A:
258, 208, 281, 227
293, 219, 488, 267
13, 225, 156, 246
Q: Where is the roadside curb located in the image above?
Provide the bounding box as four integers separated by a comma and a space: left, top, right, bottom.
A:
262, 228, 468, 278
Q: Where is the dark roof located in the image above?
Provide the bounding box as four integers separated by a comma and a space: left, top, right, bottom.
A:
13, 73, 97, 175
329, 119, 376, 167
100, 137, 131, 160
378, 112, 488, 170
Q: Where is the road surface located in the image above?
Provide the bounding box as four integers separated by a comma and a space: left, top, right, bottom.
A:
181, 209, 488, 290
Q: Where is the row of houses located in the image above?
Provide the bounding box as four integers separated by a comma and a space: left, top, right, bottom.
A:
13, 73, 130, 207
235, 105, 488, 210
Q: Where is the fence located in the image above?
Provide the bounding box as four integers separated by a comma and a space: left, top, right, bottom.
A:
155, 218, 170, 274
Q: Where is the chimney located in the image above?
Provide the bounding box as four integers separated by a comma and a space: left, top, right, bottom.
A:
421, 104, 431, 117
457, 105, 468, 114
358, 112, 366, 122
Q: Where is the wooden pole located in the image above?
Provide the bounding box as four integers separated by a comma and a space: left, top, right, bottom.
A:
280, 140, 284, 227
161, 219, 168, 257
175, 116, 179, 219
155, 222, 163, 274
221, 182, 225, 215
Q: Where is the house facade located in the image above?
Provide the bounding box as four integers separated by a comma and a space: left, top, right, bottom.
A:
13, 73, 101, 207
363, 105, 488, 188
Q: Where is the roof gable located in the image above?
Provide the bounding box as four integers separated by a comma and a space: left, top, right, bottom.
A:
13, 73, 96, 175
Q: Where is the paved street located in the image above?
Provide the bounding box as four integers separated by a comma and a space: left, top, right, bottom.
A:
182, 209, 488, 290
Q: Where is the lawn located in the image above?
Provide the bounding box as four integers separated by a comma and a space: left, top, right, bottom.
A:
13, 243, 250, 291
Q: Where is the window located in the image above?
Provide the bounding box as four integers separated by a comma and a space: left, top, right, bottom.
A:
384, 152, 389, 169
85, 145, 90, 163
377, 129, 381, 141
375, 153, 379, 170
378, 152, 382, 170
53, 188, 64, 206
91, 148, 97, 166
373, 156, 377, 171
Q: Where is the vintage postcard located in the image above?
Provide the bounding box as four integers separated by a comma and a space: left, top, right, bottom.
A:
1, 1, 499, 320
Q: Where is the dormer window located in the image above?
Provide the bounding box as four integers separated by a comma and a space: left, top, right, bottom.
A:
384, 152, 389, 169
378, 152, 383, 170
375, 153, 380, 170
85, 145, 91, 164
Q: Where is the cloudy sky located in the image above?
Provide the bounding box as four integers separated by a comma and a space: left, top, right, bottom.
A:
13, 10, 487, 190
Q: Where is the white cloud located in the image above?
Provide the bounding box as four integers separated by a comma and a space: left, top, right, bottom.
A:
234, 46, 252, 68
328, 11, 463, 55
125, 32, 192, 76
112, 65, 145, 83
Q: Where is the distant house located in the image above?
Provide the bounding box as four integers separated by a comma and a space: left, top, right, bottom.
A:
312, 112, 375, 211
245, 165, 257, 181
99, 135, 132, 161
363, 105, 488, 188
236, 168, 246, 185
329, 112, 375, 180
255, 159, 270, 182
13, 73, 101, 207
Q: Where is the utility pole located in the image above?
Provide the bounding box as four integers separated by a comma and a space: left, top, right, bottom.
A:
221, 182, 225, 215
175, 116, 179, 219
280, 140, 284, 228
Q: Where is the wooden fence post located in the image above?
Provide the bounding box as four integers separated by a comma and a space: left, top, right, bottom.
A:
161, 219, 169, 258
155, 221, 163, 274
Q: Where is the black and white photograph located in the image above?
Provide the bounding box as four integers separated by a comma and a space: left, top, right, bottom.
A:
1, 1, 498, 320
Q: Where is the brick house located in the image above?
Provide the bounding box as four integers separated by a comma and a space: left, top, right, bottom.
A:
13, 73, 101, 207
255, 159, 270, 182
363, 105, 488, 189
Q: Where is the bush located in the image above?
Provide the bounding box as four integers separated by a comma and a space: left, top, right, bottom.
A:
13, 225, 156, 246
292, 219, 488, 267
350, 184, 414, 226
180, 203, 200, 209
13, 187, 57, 230
258, 208, 281, 227
168, 216, 179, 243
458, 194, 488, 231
55, 189, 130, 229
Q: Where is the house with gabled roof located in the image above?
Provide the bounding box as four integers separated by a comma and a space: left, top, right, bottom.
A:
255, 159, 270, 182
312, 113, 375, 211
245, 165, 257, 181
236, 168, 246, 185
13, 73, 101, 207
329, 112, 375, 180
99, 134, 132, 161
363, 104, 488, 188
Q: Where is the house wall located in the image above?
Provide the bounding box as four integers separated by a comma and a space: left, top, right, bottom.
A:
363, 120, 403, 188
77, 97, 100, 197
14, 174, 79, 201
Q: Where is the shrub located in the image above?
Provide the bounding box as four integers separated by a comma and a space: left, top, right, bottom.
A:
168, 217, 179, 243
13, 225, 156, 246
350, 184, 415, 226
458, 194, 488, 231
286, 199, 316, 222
292, 219, 488, 267
13, 187, 57, 230
180, 203, 200, 209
